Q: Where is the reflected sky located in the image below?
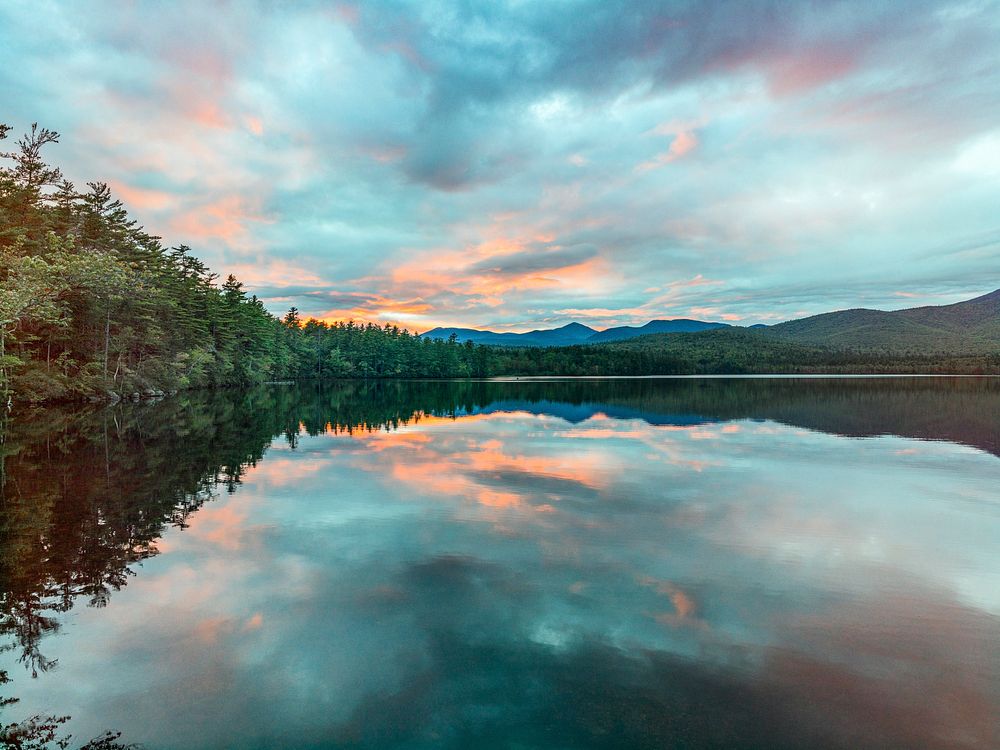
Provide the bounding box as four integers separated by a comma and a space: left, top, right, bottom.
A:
2, 381, 998, 749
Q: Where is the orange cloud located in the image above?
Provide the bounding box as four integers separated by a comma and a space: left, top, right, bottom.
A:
185, 501, 250, 551
554, 275, 726, 327
109, 181, 176, 212
382, 236, 615, 320
169, 194, 273, 249
243, 612, 264, 631
350, 414, 617, 511
477, 489, 523, 508
689, 306, 719, 317
464, 439, 610, 490
314, 294, 437, 328
245, 116, 264, 136
192, 616, 231, 645
639, 575, 706, 628
637, 128, 699, 172
244, 457, 329, 487
187, 100, 230, 130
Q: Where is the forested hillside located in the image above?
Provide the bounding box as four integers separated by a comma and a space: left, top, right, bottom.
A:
765, 289, 1000, 352
486, 327, 1000, 376
0, 124, 482, 404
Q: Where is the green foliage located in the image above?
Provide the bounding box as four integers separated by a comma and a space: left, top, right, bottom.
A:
2, 120, 996, 403
763, 290, 1000, 353
0, 124, 480, 404
482, 327, 1000, 376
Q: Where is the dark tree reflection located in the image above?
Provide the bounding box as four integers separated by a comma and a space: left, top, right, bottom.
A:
0, 377, 997, 747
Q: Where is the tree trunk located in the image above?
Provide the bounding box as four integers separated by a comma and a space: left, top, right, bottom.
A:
0, 327, 6, 399
103, 302, 111, 380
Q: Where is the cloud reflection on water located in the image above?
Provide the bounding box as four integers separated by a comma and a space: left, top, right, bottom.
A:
2, 383, 998, 749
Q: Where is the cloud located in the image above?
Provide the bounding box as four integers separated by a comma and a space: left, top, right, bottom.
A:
1, 0, 999, 327
637, 124, 700, 172
14, 395, 1000, 748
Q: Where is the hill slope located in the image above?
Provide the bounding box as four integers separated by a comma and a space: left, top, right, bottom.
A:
766, 289, 1000, 352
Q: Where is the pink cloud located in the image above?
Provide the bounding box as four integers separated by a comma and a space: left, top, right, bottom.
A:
764, 46, 860, 97
689, 306, 719, 317
636, 129, 699, 172
245, 116, 264, 136
184, 501, 251, 552
225, 259, 328, 289
243, 612, 264, 631
353, 235, 619, 327
109, 181, 176, 212
553, 275, 726, 327
169, 195, 274, 249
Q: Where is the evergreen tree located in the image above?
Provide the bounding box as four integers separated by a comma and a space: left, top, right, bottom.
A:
1, 121, 994, 405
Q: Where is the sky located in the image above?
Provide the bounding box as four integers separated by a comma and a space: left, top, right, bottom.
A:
2, 0, 999, 331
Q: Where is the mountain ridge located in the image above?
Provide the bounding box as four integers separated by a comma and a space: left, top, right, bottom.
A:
765, 287, 1000, 352
421, 322, 599, 347
588, 319, 729, 342
422, 319, 729, 347
422, 288, 1000, 352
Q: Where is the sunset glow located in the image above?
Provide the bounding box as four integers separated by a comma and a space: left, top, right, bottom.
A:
2, 1, 998, 331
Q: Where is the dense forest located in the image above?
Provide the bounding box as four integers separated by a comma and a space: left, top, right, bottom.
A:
3, 123, 998, 407
490, 328, 1000, 376
0, 123, 489, 406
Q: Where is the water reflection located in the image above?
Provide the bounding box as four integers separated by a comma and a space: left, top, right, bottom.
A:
1, 378, 998, 749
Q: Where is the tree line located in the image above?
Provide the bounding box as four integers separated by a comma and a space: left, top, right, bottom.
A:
0, 123, 491, 406
486, 328, 1000, 376
3, 122, 997, 407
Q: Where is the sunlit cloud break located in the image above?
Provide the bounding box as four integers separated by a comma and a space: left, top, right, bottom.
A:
2, 0, 999, 330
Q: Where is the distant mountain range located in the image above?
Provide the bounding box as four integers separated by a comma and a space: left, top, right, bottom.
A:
422, 319, 730, 347
422, 289, 1000, 353
422, 322, 598, 347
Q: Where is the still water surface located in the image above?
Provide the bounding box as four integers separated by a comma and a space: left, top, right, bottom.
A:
1, 378, 998, 749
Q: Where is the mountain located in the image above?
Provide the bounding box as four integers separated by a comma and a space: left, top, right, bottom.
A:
421, 319, 732, 347
765, 288, 1000, 352
586, 319, 729, 343
423, 289, 1000, 354
421, 322, 597, 347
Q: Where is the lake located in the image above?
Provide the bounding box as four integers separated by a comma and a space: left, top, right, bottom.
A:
1, 377, 998, 749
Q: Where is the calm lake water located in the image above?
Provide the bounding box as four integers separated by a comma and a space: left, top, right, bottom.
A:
1, 378, 998, 749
